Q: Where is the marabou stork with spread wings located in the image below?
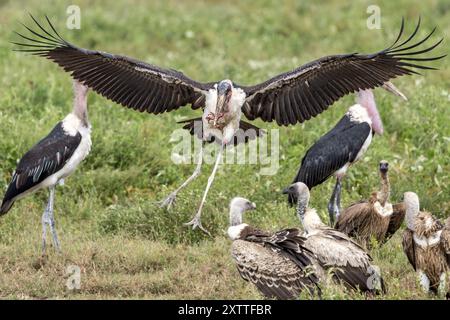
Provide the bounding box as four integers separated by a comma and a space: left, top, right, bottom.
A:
12, 15, 445, 234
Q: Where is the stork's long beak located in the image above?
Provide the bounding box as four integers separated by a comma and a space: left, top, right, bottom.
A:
382, 82, 408, 101
214, 93, 226, 126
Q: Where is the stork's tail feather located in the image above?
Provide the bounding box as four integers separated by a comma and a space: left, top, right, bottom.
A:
178, 117, 265, 145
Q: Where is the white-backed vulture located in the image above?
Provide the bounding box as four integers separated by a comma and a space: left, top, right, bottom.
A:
227, 197, 321, 300
402, 192, 449, 296
283, 182, 385, 294
335, 160, 405, 248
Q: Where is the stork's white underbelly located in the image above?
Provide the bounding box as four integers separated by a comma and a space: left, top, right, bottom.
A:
354, 130, 372, 162
37, 127, 91, 190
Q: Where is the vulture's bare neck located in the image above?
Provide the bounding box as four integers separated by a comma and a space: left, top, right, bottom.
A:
229, 207, 244, 226
378, 171, 390, 206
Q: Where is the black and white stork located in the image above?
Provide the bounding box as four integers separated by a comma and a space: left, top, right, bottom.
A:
0, 80, 91, 253
288, 89, 386, 225
13, 15, 444, 234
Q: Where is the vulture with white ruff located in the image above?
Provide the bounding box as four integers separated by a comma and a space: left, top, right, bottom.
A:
227, 197, 322, 299
283, 182, 386, 294
335, 160, 406, 248
402, 192, 450, 296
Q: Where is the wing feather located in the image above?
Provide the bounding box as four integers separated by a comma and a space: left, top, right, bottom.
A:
13, 15, 213, 114
240, 19, 445, 125
402, 228, 417, 271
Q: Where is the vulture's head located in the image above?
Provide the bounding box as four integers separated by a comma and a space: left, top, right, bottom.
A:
404, 192, 420, 231
230, 197, 256, 212
283, 182, 310, 207
229, 197, 256, 226
379, 160, 389, 174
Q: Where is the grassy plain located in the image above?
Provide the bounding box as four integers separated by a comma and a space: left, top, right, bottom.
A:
0, 0, 448, 299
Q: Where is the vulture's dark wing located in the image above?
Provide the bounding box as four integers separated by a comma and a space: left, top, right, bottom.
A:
385, 202, 406, 241
232, 228, 321, 299
335, 201, 373, 239
308, 227, 385, 293
13, 15, 213, 114
402, 229, 417, 271
0, 122, 81, 215
288, 116, 371, 205
239, 18, 445, 126
232, 240, 315, 300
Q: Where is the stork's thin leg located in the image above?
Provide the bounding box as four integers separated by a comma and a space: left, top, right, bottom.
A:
159, 141, 205, 209
41, 186, 61, 254
185, 143, 224, 235
335, 177, 342, 218
328, 179, 338, 227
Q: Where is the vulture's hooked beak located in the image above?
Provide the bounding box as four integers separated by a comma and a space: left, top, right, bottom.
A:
282, 187, 290, 195
382, 82, 408, 101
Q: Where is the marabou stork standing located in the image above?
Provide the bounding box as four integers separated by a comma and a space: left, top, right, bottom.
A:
0, 80, 91, 253
13, 15, 444, 234
288, 89, 386, 225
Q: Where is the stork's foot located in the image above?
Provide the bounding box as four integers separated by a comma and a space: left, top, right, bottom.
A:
184, 214, 211, 236
158, 191, 178, 210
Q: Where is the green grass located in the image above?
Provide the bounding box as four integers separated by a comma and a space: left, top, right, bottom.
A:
0, 0, 449, 299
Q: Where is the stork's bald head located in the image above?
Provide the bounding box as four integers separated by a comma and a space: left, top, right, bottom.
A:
214, 80, 233, 122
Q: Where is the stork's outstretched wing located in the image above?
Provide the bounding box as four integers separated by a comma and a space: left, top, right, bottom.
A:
239, 18, 445, 126
13, 15, 213, 114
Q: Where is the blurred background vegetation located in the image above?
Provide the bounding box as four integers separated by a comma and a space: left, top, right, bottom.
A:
0, 0, 448, 299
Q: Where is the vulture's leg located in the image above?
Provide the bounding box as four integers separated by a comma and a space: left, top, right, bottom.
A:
438, 273, 447, 297
41, 186, 61, 253
159, 141, 205, 209
418, 270, 431, 294
185, 143, 224, 235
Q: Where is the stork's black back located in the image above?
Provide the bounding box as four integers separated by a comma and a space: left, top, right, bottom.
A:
0, 122, 81, 215
288, 115, 372, 205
